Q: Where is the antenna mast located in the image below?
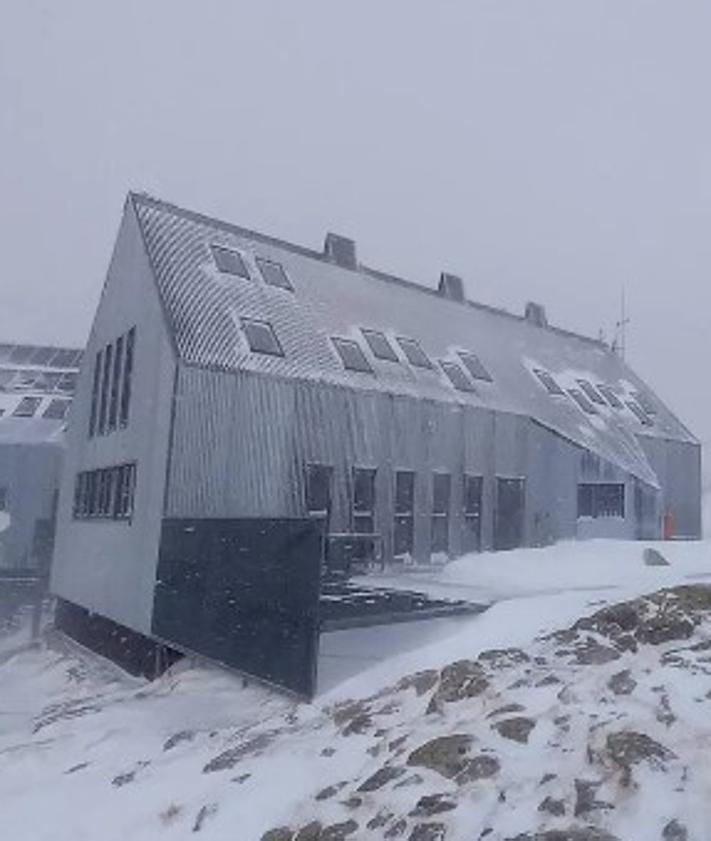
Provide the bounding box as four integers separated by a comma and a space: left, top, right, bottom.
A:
614, 286, 630, 360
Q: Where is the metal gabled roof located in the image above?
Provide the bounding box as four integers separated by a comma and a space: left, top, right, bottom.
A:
130, 192, 697, 487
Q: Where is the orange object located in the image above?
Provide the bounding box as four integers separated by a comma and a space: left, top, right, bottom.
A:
662, 510, 674, 540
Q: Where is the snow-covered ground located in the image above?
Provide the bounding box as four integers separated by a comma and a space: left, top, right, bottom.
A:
1, 539, 710, 840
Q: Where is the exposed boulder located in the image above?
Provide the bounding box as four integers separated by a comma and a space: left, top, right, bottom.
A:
407, 734, 473, 779
493, 716, 536, 744
644, 548, 670, 567
607, 670, 637, 696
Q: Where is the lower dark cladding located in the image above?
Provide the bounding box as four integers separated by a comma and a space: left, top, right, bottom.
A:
55, 598, 181, 678
152, 518, 322, 698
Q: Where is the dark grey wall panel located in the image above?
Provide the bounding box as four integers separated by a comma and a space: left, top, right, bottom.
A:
0, 443, 62, 569
638, 437, 701, 539
152, 518, 321, 697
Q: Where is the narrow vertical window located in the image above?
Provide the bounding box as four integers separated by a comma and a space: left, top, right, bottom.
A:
98, 343, 113, 434
463, 474, 483, 553
119, 327, 135, 428
431, 473, 451, 554
352, 468, 376, 534
88, 349, 102, 438
394, 471, 415, 557
305, 464, 333, 525
108, 334, 124, 431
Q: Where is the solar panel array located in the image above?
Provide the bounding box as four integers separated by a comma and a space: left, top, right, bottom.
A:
0, 342, 81, 422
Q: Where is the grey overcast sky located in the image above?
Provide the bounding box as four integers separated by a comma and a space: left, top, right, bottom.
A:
1, 1, 709, 442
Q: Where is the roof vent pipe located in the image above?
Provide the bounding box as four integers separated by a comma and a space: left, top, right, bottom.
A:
438, 272, 465, 302
324, 232, 358, 269
525, 301, 548, 328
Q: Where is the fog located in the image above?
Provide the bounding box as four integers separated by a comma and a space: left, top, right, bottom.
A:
2, 0, 709, 446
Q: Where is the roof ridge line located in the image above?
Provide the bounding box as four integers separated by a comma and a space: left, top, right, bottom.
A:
129, 190, 608, 351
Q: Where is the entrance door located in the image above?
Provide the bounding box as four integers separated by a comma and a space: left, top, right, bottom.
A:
494, 477, 525, 551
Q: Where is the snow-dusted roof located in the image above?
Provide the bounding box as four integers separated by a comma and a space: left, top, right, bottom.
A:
131, 193, 697, 487
0, 342, 80, 446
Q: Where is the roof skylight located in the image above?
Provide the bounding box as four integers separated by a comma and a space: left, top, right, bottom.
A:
458, 351, 493, 382
533, 368, 566, 396
211, 244, 250, 279
332, 337, 374, 374
440, 360, 477, 393
576, 379, 606, 405
632, 391, 657, 415
596, 384, 624, 409
568, 388, 598, 415
361, 329, 399, 362
626, 400, 654, 427
256, 257, 293, 291
241, 318, 284, 357
43, 398, 71, 420
13, 396, 42, 417
397, 337, 433, 369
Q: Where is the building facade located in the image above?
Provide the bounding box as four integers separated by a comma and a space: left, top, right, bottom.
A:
50, 193, 701, 659
0, 343, 80, 571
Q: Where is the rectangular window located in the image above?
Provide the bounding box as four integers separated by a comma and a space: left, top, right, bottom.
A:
361, 329, 399, 362
533, 368, 565, 396
396, 337, 433, 369
439, 360, 476, 392
576, 379, 606, 405
114, 464, 136, 520
0, 488, 7, 512
431, 473, 451, 554
13, 396, 42, 417
394, 471, 415, 556
211, 244, 250, 278
73, 463, 136, 522
463, 474, 483, 552
352, 468, 376, 534
577, 483, 625, 519
458, 351, 493, 382
108, 334, 124, 431
119, 328, 135, 428
597, 384, 624, 409
568, 388, 598, 415
626, 400, 654, 427
242, 318, 285, 357
89, 349, 102, 437
56, 372, 77, 393
632, 391, 657, 416
305, 464, 333, 521
43, 399, 71, 420
256, 257, 293, 290
331, 337, 374, 373
98, 342, 113, 434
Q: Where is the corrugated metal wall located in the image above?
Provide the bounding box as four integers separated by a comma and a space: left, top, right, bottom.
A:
638, 436, 701, 538
168, 365, 642, 561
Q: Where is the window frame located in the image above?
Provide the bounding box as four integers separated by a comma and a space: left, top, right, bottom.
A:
577, 482, 625, 519
568, 388, 599, 415
431, 472, 451, 554
394, 470, 416, 557
576, 379, 606, 406
532, 368, 566, 396
255, 256, 293, 291
439, 360, 476, 393
12, 396, 42, 417
211, 244, 251, 279
119, 327, 135, 429
352, 467, 376, 534
242, 317, 285, 357
396, 337, 434, 370
361, 329, 399, 363
458, 351, 493, 382
331, 337, 374, 373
